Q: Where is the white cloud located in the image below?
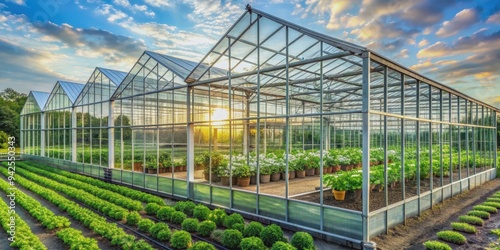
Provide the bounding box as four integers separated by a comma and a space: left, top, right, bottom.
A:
145, 0, 173, 8
397, 48, 409, 59
113, 0, 130, 7
436, 8, 479, 37
5, 0, 25, 6
487, 12, 500, 24
418, 39, 428, 47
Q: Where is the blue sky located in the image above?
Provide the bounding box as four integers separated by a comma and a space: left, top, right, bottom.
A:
1, 0, 499, 106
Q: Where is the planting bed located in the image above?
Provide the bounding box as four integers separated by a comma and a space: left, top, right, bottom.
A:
0, 161, 347, 250
373, 178, 500, 249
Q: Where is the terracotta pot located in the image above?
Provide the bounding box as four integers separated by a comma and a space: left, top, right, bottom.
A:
271, 173, 281, 182
221, 176, 230, 186
281, 172, 288, 180
332, 190, 346, 201
232, 176, 238, 185
327, 166, 333, 173
147, 168, 158, 174
332, 166, 341, 173
260, 174, 271, 183
133, 162, 143, 172
250, 175, 257, 184
237, 177, 251, 187
315, 168, 321, 175
341, 165, 349, 171
289, 171, 296, 179
306, 169, 315, 176
296, 170, 306, 178
323, 168, 328, 174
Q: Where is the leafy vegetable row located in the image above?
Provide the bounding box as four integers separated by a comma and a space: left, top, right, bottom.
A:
27, 161, 165, 205
0, 187, 46, 249
0, 176, 70, 230
18, 162, 142, 211
56, 228, 100, 250
0, 165, 153, 249
12, 166, 129, 220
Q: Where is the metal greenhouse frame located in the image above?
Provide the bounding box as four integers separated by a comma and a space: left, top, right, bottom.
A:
21, 6, 498, 248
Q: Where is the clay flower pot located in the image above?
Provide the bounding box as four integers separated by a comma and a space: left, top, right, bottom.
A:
237, 177, 251, 187
332, 190, 346, 201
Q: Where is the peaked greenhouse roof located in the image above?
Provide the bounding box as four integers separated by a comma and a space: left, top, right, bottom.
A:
21, 91, 50, 115
44, 81, 85, 111
74, 67, 127, 105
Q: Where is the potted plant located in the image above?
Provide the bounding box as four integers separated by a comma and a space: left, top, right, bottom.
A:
146, 159, 159, 174
217, 163, 232, 186
304, 152, 318, 176
233, 163, 251, 187
370, 168, 384, 192
259, 164, 272, 183
348, 171, 363, 199
338, 155, 351, 171
202, 152, 223, 182
158, 152, 171, 173
323, 172, 349, 201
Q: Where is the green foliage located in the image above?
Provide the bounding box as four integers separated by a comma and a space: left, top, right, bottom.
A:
0, 88, 26, 147
145, 203, 162, 215
473, 205, 497, 214
126, 211, 141, 226
271, 241, 298, 250
244, 221, 264, 237
175, 201, 196, 216
467, 210, 490, 219
157, 206, 176, 221
157, 229, 172, 241
491, 229, 500, 237
137, 219, 155, 233
261, 224, 284, 247
208, 208, 227, 227
240, 236, 267, 250
57, 228, 99, 250
486, 197, 500, 203
223, 213, 244, 229
458, 215, 484, 226
423, 240, 452, 250
291, 232, 315, 250
222, 229, 243, 249
150, 222, 169, 239
482, 201, 500, 208
181, 218, 199, 232
210, 229, 225, 243
193, 204, 211, 221
188, 241, 216, 250
170, 230, 192, 249
451, 222, 476, 234
197, 220, 217, 237
170, 211, 187, 224
133, 239, 155, 250
232, 223, 245, 233
436, 230, 466, 244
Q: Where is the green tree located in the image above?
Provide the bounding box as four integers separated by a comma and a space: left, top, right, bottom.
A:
0, 88, 27, 146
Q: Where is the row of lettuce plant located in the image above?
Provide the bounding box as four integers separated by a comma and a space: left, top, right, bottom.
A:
17, 162, 143, 211
26, 161, 165, 205
0, 164, 153, 249
0, 185, 46, 249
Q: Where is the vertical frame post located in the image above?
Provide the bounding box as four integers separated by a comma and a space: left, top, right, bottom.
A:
108, 101, 115, 169
361, 51, 371, 243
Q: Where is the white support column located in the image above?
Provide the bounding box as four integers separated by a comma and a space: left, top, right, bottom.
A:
186, 87, 195, 194
324, 118, 330, 151
361, 51, 372, 247
41, 112, 45, 157
243, 96, 250, 156
108, 101, 115, 168
71, 107, 77, 162
20, 115, 24, 155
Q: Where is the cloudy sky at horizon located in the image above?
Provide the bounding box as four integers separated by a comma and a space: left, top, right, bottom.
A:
1, 0, 499, 107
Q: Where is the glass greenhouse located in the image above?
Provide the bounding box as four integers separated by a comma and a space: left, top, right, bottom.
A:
21, 7, 498, 247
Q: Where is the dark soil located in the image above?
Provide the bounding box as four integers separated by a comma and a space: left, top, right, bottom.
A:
373, 178, 500, 250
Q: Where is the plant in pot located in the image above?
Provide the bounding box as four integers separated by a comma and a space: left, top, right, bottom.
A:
217, 163, 232, 186
338, 155, 351, 171
326, 151, 340, 173
202, 152, 223, 182
158, 152, 171, 173
233, 163, 251, 187
370, 168, 384, 192
146, 159, 159, 174
387, 163, 401, 188
323, 172, 349, 201
347, 170, 363, 199
305, 152, 320, 175
259, 163, 273, 183
349, 150, 362, 169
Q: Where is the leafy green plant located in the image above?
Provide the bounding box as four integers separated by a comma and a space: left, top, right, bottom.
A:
467, 210, 490, 219
193, 204, 211, 221
423, 240, 452, 250
482, 201, 500, 209
150, 222, 169, 239
244, 221, 264, 237
175, 201, 196, 216
170, 211, 187, 224
208, 208, 227, 227
437, 230, 466, 244
146, 203, 162, 215
232, 223, 245, 233
261, 224, 284, 247
451, 222, 476, 234
126, 211, 141, 226
222, 229, 243, 249
198, 220, 217, 237
486, 197, 500, 203
323, 172, 349, 191
133, 239, 155, 250
240, 236, 267, 250
458, 215, 484, 226
157, 229, 171, 241
223, 213, 245, 229
210, 229, 225, 243
491, 229, 500, 237
138, 219, 155, 233
233, 163, 252, 177
271, 241, 297, 250
291, 232, 315, 250
189, 241, 216, 250
181, 218, 199, 232
473, 205, 497, 214
157, 206, 176, 221
170, 230, 192, 249
57, 228, 99, 250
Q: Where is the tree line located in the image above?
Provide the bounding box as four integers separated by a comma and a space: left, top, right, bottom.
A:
0, 88, 27, 148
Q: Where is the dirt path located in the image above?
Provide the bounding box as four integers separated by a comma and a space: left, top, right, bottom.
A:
373, 178, 500, 250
